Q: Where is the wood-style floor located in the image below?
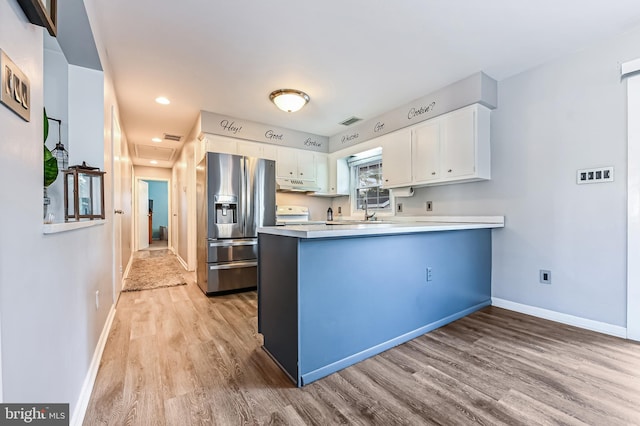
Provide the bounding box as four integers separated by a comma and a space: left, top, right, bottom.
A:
84, 266, 640, 425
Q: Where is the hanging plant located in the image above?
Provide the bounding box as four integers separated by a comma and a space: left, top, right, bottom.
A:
43, 108, 58, 187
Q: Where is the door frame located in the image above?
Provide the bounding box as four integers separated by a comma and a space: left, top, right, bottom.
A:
133, 175, 172, 251
622, 58, 640, 341
110, 106, 124, 300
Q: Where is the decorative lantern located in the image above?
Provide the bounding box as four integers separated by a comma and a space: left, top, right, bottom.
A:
47, 116, 68, 169
64, 162, 105, 221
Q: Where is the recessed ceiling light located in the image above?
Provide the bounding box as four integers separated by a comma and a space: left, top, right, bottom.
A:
151, 137, 162, 143
155, 96, 170, 105
150, 160, 158, 165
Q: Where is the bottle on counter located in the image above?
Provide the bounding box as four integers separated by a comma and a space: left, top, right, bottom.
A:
327, 207, 333, 221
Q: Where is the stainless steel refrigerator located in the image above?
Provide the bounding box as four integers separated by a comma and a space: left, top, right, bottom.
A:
196, 152, 276, 295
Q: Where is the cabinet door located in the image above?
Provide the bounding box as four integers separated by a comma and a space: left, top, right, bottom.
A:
296, 151, 316, 180
206, 135, 237, 155
380, 129, 412, 187
442, 107, 476, 178
411, 121, 441, 182
276, 147, 298, 178
237, 140, 263, 158
315, 153, 329, 193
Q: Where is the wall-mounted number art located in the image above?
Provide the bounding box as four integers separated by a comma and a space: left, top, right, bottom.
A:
0, 49, 31, 122
17, 0, 57, 37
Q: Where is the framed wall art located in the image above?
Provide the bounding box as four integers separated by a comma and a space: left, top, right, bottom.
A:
17, 0, 57, 37
0, 49, 30, 122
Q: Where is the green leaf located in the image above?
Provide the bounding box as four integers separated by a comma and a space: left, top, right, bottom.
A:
44, 145, 58, 187
43, 108, 49, 142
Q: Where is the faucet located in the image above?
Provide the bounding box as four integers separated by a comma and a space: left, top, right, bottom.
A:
363, 199, 376, 221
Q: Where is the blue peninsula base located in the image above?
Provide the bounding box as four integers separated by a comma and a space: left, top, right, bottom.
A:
257, 228, 492, 386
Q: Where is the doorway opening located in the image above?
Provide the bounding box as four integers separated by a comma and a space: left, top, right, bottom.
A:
134, 176, 171, 252
145, 180, 169, 250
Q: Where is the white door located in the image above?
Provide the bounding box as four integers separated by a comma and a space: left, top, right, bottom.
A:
138, 180, 149, 250
111, 108, 124, 298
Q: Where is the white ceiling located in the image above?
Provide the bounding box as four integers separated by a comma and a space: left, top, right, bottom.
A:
91, 1, 640, 168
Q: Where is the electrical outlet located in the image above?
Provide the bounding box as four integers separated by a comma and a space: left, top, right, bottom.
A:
426, 267, 433, 282
397, 203, 403, 213
95, 290, 100, 310
426, 201, 433, 212
539, 270, 551, 284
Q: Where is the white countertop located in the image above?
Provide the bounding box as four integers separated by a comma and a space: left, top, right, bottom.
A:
258, 216, 504, 239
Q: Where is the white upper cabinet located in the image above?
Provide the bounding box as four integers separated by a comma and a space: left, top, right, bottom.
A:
411, 120, 441, 182
276, 147, 299, 178
297, 150, 317, 180
411, 103, 491, 187
276, 147, 317, 180
237, 140, 277, 160
314, 153, 329, 194
380, 129, 412, 188
205, 134, 237, 155
441, 106, 477, 178
312, 154, 350, 197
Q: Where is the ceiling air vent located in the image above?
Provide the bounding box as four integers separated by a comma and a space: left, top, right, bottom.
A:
340, 116, 362, 126
163, 133, 183, 142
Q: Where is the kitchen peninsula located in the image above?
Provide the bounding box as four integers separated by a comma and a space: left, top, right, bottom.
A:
257, 217, 504, 386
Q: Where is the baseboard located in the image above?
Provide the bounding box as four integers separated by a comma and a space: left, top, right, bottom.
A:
70, 304, 117, 426
175, 251, 189, 271
491, 298, 627, 338
122, 255, 133, 282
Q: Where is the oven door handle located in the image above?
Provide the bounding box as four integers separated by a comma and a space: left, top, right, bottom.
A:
209, 261, 257, 270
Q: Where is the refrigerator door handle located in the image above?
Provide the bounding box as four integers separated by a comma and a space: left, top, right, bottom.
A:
209, 240, 257, 247
209, 261, 257, 270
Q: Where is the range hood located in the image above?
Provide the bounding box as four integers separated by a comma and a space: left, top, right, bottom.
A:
276, 177, 321, 193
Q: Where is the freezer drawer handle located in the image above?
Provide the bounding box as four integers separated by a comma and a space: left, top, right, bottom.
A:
209, 261, 257, 270
209, 240, 257, 247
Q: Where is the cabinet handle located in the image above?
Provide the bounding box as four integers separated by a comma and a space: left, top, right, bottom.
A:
300, 172, 303, 176
385, 179, 389, 182
431, 172, 436, 175
448, 169, 453, 173
289, 171, 293, 175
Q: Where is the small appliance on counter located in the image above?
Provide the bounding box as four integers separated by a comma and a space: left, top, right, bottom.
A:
276, 205, 326, 225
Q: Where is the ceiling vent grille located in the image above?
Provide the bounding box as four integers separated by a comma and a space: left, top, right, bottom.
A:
340, 116, 362, 126
163, 133, 183, 142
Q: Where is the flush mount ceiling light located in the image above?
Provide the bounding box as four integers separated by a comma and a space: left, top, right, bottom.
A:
269, 89, 310, 113
155, 96, 170, 105
150, 160, 158, 165
151, 137, 162, 143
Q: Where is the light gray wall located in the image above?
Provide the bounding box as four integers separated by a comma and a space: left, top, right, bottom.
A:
0, 0, 126, 414
394, 26, 640, 327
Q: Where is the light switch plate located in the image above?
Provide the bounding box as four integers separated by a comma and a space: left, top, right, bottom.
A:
577, 166, 614, 184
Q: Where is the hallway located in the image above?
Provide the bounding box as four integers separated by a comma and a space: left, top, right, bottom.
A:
82, 253, 640, 425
